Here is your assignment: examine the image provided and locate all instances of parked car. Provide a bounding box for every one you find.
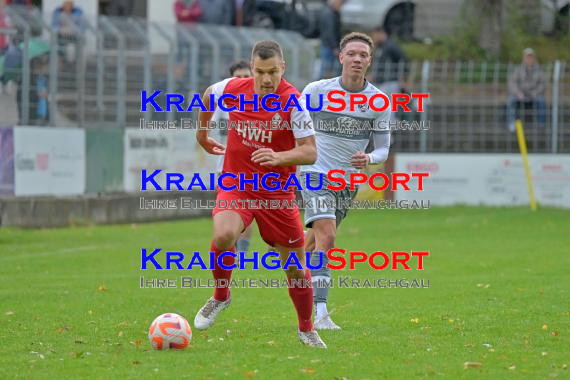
[341,0,415,39]
[340,0,569,41]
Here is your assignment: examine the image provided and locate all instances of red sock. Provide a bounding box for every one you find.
[287,268,314,332]
[211,241,235,301]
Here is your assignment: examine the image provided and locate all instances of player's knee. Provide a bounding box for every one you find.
[212,228,240,251]
[283,266,304,280]
[314,223,336,250]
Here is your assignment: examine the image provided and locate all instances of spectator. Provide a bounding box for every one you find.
[174,0,203,24]
[319,0,343,79]
[51,0,84,64]
[232,0,256,27]
[0,0,10,55]
[0,36,22,94]
[507,48,546,131]
[369,26,408,120]
[33,56,49,125]
[200,0,233,25]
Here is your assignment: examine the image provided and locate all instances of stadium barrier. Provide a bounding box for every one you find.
[0,5,568,154]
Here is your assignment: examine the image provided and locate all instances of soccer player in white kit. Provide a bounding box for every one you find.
[300,32,392,330]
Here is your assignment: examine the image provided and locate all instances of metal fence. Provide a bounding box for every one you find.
[0,6,569,154]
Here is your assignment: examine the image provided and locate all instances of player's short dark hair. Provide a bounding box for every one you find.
[339,32,374,53]
[251,40,283,60]
[229,60,250,76]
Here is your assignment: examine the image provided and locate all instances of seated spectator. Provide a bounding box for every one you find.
[507,48,546,131]
[51,0,84,64]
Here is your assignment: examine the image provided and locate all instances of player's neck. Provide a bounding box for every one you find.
[339,74,366,93]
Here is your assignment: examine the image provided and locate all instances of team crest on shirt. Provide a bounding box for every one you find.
[336,116,361,129]
[271,113,282,124]
[358,103,369,112]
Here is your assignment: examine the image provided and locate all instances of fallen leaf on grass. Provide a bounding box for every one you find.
[118,331,124,337]
[410,318,420,324]
[97,285,108,292]
[301,368,315,374]
[464,362,483,369]
[5,311,15,316]
[551,331,560,337]
[508,364,516,370]
[243,370,257,378]
[130,340,143,348]
[542,324,548,330]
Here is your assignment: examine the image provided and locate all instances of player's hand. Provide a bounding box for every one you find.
[351,151,369,169]
[251,148,282,166]
[198,137,226,155]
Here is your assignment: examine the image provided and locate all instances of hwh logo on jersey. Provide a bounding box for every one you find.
[236,124,273,143]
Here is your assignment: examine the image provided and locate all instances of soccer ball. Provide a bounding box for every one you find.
[148,313,192,350]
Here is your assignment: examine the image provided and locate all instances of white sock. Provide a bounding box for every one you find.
[315,302,328,319]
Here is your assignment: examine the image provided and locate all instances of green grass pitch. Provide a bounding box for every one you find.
[1,207,569,379]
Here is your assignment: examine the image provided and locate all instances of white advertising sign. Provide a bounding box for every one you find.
[395,154,570,208]
[14,127,85,196]
[124,128,218,192]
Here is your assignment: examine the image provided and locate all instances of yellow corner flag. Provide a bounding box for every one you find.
[515,120,537,211]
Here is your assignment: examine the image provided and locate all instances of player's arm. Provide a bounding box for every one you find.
[351,103,391,169]
[351,132,391,169]
[251,93,317,166]
[252,135,317,167]
[196,78,232,155]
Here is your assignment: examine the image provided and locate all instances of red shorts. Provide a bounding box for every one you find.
[212,189,305,248]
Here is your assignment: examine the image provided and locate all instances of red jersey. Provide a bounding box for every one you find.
[211,77,314,197]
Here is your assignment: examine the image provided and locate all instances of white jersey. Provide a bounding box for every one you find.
[300,77,391,176]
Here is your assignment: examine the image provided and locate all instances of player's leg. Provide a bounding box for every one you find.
[256,203,326,348]
[301,172,341,330]
[195,200,253,330]
[310,218,340,330]
[273,243,326,349]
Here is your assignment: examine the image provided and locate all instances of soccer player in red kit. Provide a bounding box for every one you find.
[194,40,327,348]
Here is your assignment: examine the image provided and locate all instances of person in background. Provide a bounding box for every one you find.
[232,0,255,27]
[174,0,203,24]
[369,26,408,121]
[319,0,343,79]
[0,0,10,55]
[200,0,233,25]
[507,48,546,131]
[51,0,84,64]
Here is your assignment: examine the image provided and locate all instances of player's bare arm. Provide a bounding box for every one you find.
[251,135,316,166]
[196,85,226,155]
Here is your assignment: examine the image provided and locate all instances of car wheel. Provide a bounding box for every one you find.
[384,4,415,40]
[252,11,275,29]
